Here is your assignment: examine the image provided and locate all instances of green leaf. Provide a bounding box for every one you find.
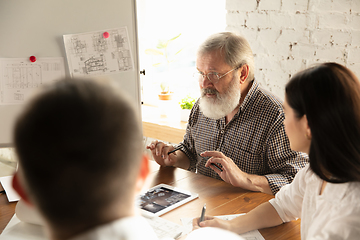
[174,48,183,55]
[168,33,182,42]
[179,95,196,109]
[145,49,163,56]
[160,82,170,92]
[156,40,168,49]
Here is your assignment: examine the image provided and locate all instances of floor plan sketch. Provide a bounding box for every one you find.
[64,27,134,77]
[92,33,108,52]
[70,37,87,56]
[0,58,65,105]
[5,64,42,89]
[83,54,107,74]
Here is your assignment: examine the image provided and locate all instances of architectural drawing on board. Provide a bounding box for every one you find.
[70,37,87,56]
[5,63,42,89]
[110,31,132,71]
[0,58,65,105]
[83,55,107,74]
[92,33,108,53]
[14,92,24,101]
[63,27,134,77]
[112,50,132,71]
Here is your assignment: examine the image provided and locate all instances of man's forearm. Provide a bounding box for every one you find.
[245,174,273,195]
[173,150,191,170]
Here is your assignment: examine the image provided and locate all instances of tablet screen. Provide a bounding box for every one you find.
[138,184,198,217]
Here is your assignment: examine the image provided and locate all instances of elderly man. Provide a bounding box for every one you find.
[147,32,307,195]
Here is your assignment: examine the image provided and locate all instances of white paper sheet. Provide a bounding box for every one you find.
[0,176,20,202]
[63,27,134,77]
[0,58,65,105]
[181,214,265,240]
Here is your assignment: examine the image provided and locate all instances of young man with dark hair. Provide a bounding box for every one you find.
[12,78,157,240]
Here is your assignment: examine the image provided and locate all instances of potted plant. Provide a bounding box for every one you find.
[145,34,183,100]
[179,95,196,122]
[158,81,172,100]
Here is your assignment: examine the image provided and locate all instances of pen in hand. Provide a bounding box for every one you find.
[210,163,223,172]
[198,153,223,172]
[167,145,182,155]
[200,203,206,223]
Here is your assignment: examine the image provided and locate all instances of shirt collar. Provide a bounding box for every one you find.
[240,78,258,112]
[322,181,350,203]
[230,78,258,120]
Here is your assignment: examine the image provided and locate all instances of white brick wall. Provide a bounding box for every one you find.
[226,0,360,100]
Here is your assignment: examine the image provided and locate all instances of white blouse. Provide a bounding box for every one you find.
[269,164,360,239]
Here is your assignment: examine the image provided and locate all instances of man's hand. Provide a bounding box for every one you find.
[201,151,272,194]
[146,140,178,166]
[202,151,254,189]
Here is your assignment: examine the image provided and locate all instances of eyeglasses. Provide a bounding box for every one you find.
[194,67,239,84]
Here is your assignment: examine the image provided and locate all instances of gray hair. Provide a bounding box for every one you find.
[197,32,255,81]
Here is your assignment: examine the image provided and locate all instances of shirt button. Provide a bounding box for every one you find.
[216,148,220,151]
[220,130,224,134]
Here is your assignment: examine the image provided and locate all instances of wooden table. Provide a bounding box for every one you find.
[145,161,300,239]
[0,185,16,234]
[0,161,300,239]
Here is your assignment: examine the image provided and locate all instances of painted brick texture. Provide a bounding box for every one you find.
[226,0,360,99]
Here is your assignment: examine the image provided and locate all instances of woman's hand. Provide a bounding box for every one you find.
[192,216,232,231]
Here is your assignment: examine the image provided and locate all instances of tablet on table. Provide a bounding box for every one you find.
[137,184,198,218]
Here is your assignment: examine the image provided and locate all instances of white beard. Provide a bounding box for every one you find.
[199,76,241,120]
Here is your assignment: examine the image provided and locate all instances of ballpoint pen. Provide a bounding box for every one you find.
[167,145,182,155]
[210,163,223,172]
[200,203,206,222]
[197,153,223,172]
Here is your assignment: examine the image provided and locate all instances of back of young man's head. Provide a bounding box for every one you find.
[14,78,143,231]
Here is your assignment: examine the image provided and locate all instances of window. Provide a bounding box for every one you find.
[136,0,226,109]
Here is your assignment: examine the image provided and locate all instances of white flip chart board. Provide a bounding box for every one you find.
[0,0,141,147]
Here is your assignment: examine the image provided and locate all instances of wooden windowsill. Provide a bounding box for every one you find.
[142,104,187,144]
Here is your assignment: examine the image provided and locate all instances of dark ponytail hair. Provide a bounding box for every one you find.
[285,62,360,183]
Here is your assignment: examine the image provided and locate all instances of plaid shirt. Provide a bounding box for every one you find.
[180,79,308,194]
